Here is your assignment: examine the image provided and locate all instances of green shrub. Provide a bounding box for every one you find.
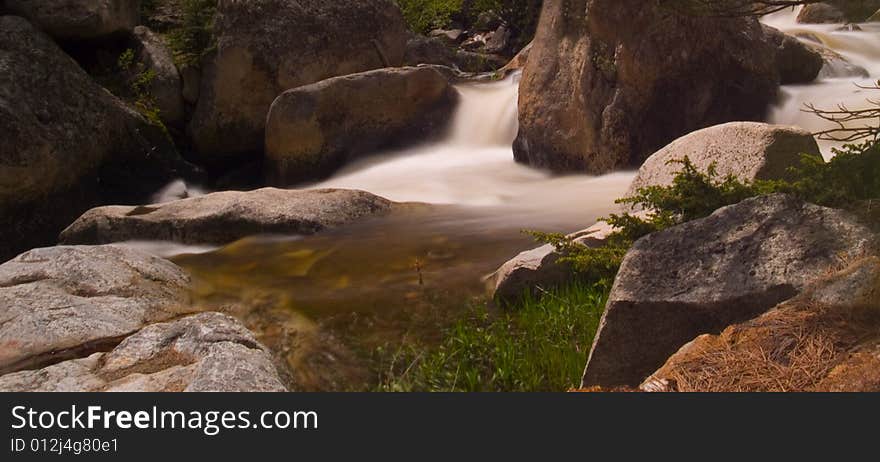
[375,282,608,392]
[167,0,217,66]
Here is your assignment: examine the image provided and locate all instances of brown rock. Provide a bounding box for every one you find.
[5,0,139,40]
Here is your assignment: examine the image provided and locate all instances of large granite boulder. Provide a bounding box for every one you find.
[0,245,192,375]
[0,313,288,392]
[5,0,139,40]
[763,25,824,85]
[626,122,821,197]
[0,16,191,261]
[265,67,457,183]
[798,1,880,23]
[403,35,508,73]
[642,257,880,392]
[514,0,779,173]
[60,188,399,245]
[132,25,185,126]
[582,194,876,387]
[189,0,409,162]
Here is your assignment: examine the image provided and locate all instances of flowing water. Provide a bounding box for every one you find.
[156,9,880,389]
[764,7,880,158]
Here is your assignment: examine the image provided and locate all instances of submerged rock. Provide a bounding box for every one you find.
[60,188,399,245]
[265,67,457,183]
[582,194,875,388]
[0,16,191,261]
[0,245,192,376]
[0,313,288,392]
[514,0,779,174]
[626,122,821,197]
[189,0,409,162]
[5,0,139,40]
[642,257,880,392]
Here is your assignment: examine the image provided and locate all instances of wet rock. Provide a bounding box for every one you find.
[60,188,399,245]
[582,194,876,388]
[0,16,191,262]
[763,25,824,84]
[404,35,507,73]
[0,245,192,375]
[189,0,409,162]
[265,67,456,183]
[5,0,139,40]
[0,313,288,392]
[132,26,185,126]
[642,257,880,392]
[626,122,821,197]
[798,1,880,24]
[515,0,778,173]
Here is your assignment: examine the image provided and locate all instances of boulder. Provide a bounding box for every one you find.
[763,26,824,84]
[514,0,779,173]
[428,29,465,47]
[488,216,644,304]
[798,1,880,23]
[0,16,192,262]
[626,122,821,198]
[582,194,876,387]
[0,245,192,375]
[404,35,508,73]
[0,313,288,392]
[132,26,185,126]
[60,188,399,245]
[642,257,880,392]
[265,67,457,183]
[189,0,409,162]
[5,0,139,40]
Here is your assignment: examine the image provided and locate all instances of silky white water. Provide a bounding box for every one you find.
[764,7,880,158]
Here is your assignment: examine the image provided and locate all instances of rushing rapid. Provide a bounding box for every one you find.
[764,7,880,158]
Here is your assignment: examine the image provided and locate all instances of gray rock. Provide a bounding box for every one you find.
[626,122,821,198]
[60,188,399,245]
[428,29,465,46]
[180,64,201,105]
[133,26,185,126]
[189,0,410,162]
[582,194,876,387]
[0,313,288,392]
[265,67,457,183]
[515,0,778,174]
[798,1,880,24]
[0,245,192,375]
[5,0,139,40]
[404,35,508,73]
[0,16,191,261]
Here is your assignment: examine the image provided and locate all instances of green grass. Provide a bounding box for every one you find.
[374,282,609,392]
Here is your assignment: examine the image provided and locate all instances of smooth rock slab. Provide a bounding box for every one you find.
[582,194,876,387]
[626,122,821,197]
[0,245,191,375]
[60,188,398,245]
[0,313,287,392]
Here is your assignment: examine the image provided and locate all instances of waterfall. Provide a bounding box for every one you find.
[763,8,880,158]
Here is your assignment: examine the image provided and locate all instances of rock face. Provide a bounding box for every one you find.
[132,26,185,126]
[189,0,409,162]
[514,0,779,173]
[626,122,821,197]
[60,188,398,245]
[5,0,140,40]
[265,67,456,183]
[0,313,288,392]
[0,16,191,262]
[642,257,880,392]
[798,1,880,23]
[582,194,876,388]
[0,245,191,375]
[763,26,824,84]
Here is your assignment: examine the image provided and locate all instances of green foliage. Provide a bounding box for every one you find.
[117,49,165,130]
[117,48,136,72]
[167,0,217,66]
[396,0,464,33]
[375,282,608,392]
